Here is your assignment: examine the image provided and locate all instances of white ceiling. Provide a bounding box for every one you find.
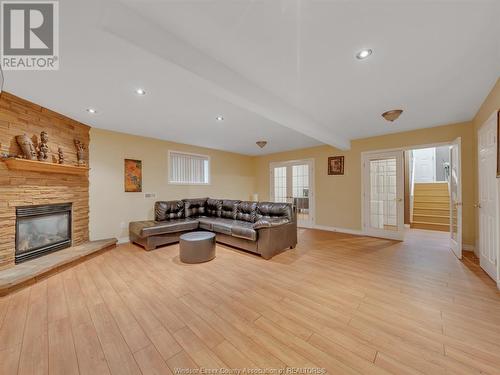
[3,0,500,155]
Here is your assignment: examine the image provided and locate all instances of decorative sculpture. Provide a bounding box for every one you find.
[74,139,86,166]
[58,147,64,164]
[15,134,37,160]
[37,131,49,161]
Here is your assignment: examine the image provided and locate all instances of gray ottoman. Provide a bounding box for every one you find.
[179,231,216,263]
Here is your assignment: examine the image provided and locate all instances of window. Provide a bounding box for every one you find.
[168,151,210,184]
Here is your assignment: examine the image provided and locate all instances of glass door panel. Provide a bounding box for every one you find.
[271,160,314,227]
[363,151,404,240]
[273,166,287,203]
[292,164,310,224]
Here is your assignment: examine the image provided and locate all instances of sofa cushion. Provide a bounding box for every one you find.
[155,200,184,221]
[206,199,222,217]
[130,219,199,237]
[236,201,257,223]
[184,198,208,218]
[256,202,293,222]
[253,217,289,229]
[211,218,235,235]
[221,200,240,219]
[231,221,257,241]
[197,216,221,231]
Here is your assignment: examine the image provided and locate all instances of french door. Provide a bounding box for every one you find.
[363,150,405,240]
[478,114,498,280]
[270,160,314,227]
[449,137,462,259]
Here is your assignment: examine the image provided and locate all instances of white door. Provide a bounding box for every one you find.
[449,138,462,259]
[412,147,436,183]
[270,160,314,228]
[478,112,498,280]
[363,151,405,240]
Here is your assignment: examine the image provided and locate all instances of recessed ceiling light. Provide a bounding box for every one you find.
[356,48,373,60]
[135,88,146,95]
[86,108,97,114]
[216,115,224,121]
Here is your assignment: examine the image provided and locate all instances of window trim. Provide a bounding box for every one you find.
[167,150,211,185]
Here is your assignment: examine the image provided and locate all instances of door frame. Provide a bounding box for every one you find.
[477,111,499,283]
[361,149,405,240]
[449,137,463,260]
[269,158,315,228]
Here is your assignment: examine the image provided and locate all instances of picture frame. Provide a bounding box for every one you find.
[124,159,142,192]
[328,156,344,175]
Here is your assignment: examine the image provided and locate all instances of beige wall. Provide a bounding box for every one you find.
[254,121,476,246]
[89,78,499,247]
[89,128,256,241]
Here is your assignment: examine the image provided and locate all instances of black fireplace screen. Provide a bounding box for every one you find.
[15,203,72,263]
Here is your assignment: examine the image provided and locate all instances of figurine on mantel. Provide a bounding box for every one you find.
[15,134,37,160]
[37,131,49,161]
[58,147,64,164]
[74,139,86,166]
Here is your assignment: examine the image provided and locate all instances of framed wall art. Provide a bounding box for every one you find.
[124,159,142,192]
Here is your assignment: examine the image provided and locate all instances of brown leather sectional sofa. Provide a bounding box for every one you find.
[129,198,297,259]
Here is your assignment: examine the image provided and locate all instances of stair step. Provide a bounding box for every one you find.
[414,183,449,190]
[413,214,450,224]
[413,208,450,216]
[413,196,450,203]
[414,202,450,209]
[411,221,449,232]
[414,190,449,197]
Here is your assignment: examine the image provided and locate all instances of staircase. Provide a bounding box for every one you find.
[411,182,450,231]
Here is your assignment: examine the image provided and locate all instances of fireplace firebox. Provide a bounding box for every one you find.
[15,203,72,263]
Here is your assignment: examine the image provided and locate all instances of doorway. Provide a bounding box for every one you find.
[270,159,314,228]
[362,139,462,259]
[477,111,499,282]
[408,145,451,232]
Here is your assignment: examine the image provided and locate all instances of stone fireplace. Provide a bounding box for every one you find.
[0,92,90,269]
[15,203,72,263]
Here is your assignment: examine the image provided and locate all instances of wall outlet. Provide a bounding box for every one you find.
[120,222,127,229]
[144,192,156,199]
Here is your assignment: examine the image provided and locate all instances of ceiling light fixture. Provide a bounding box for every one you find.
[216,115,224,121]
[382,109,403,122]
[356,48,373,60]
[135,88,146,95]
[86,108,97,114]
[256,140,267,149]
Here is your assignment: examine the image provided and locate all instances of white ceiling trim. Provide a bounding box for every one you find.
[100,1,350,150]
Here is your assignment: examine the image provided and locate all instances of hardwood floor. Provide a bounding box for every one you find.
[1,228,500,374]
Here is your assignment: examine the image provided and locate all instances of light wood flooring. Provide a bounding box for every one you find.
[1,228,500,374]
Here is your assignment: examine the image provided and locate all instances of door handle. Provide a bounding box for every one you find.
[394,198,403,202]
[474,203,482,208]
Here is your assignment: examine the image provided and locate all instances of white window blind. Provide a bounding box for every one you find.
[169,151,210,184]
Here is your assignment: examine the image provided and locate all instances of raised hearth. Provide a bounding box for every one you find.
[16,203,72,264]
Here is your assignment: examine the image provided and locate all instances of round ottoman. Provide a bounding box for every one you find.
[179,231,216,263]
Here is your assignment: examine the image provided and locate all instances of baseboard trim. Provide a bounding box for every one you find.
[462,244,475,252]
[312,224,364,236]
[117,236,130,244]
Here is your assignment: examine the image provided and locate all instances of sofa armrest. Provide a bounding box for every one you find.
[253,218,289,230]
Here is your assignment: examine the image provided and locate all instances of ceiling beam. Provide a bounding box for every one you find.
[100,1,350,150]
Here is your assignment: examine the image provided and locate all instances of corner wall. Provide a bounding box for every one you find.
[89,128,256,242]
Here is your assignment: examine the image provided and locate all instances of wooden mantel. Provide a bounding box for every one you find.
[1,158,89,175]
